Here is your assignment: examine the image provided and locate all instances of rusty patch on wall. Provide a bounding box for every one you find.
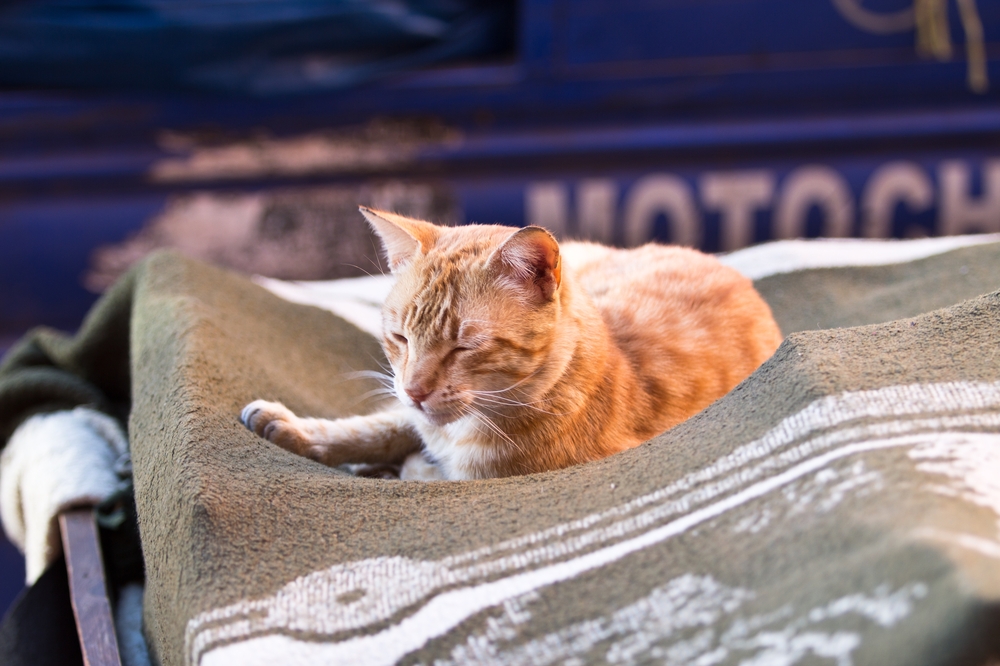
[85,181,459,292]
[150,118,460,182]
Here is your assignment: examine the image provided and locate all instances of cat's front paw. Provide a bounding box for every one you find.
[241,400,309,452]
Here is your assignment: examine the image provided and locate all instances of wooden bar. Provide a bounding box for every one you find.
[59,508,123,666]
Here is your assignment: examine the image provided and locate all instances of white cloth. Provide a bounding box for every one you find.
[253,273,391,338]
[718,233,1000,280]
[0,406,128,583]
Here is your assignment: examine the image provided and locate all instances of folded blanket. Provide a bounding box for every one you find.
[3,241,1000,666]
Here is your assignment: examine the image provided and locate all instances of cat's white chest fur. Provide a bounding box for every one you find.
[412,416,497,481]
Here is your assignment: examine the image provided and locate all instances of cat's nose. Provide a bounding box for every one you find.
[405,386,432,408]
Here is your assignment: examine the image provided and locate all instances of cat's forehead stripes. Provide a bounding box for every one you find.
[432,228,505,260]
[401,257,466,341]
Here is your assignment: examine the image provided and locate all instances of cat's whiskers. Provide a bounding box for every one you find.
[465,365,568,417]
[478,415,535,476]
[354,386,399,402]
[366,232,388,275]
[343,369,395,385]
[339,369,398,409]
[471,409,533,474]
[346,387,399,410]
[361,353,396,378]
[342,261,387,279]
[470,392,566,417]
[466,405,526,457]
[469,365,547,399]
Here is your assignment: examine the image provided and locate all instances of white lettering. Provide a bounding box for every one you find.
[775,165,854,239]
[701,171,775,250]
[623,175,700,247]
[525,182,569,237]
[861,162,934,238]
[576,179,618,243]
[939,160,1000,235]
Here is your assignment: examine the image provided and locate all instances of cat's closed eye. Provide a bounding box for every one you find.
[442,346,471,364]
[391,332,408,345]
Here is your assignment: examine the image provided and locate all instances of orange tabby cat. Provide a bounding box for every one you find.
[242,207,782,480]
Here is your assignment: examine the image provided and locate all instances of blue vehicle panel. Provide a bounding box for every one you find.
[2,0,1000,617]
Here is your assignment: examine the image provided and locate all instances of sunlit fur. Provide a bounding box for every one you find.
[242,208,783,480]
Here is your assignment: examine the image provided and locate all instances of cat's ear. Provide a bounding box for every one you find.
[491,226,562,302]
[360,206,439,272]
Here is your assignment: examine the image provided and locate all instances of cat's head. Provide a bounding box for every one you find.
[361,207,568,427]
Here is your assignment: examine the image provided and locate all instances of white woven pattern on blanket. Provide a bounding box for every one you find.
[187,380,1000,666]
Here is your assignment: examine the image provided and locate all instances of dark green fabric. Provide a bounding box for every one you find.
[0,266,140,661]
[0,268,133,444]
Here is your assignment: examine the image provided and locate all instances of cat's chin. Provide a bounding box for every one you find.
[418,409,463,427]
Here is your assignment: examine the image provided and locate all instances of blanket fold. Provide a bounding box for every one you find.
[4,243,1000,666]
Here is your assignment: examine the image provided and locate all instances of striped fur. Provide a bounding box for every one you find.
[242,208,782,480]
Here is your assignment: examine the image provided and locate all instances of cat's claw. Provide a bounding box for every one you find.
[241,399,307,451]
[241,399,285,435]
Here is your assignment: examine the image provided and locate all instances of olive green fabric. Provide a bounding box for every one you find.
[130,250,1000,665]
[754,242,1000,334]
[4,245,1000,666]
